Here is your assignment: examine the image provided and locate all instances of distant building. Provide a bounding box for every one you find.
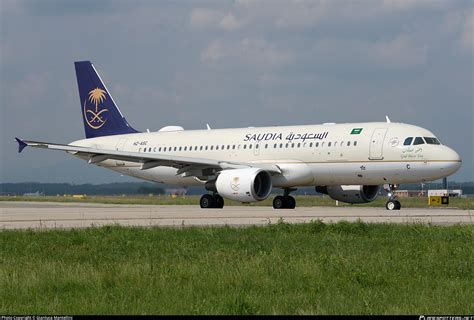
[428,189,462,197]
[165,188,187,196]
[23,191,44,197]
[394,190,426,198]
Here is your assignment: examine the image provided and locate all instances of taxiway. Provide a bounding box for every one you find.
[0,201,472,230]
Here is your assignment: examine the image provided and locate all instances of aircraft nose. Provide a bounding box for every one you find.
[444,147,462,174]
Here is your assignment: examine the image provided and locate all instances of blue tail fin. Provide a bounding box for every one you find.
[75,61,139,138]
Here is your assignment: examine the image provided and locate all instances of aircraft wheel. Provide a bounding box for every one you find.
[214,194,224,209]
[200,194,215,209]
[394,200,401,210]
[386,200,399,211]
[273,196,286,209]
[285,196,296,209]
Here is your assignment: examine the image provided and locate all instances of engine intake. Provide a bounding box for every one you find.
[316,185,380,204]
[206,168,272,202]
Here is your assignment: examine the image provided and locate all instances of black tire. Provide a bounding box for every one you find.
[200,194,215,209]
[394,200,401,210]
[385,200,397,210]
[285,196,296,209]
[214,194,224,208]
[273,196,286,209]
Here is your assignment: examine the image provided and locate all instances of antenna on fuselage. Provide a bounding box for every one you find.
[206,124,211,130]
[385,116,391,123]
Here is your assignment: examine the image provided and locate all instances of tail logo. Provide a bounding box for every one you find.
[84,88,109,129]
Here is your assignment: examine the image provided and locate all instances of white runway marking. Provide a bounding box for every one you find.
[0,201,472,230]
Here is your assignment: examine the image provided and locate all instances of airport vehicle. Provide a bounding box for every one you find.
[15,61,462,210]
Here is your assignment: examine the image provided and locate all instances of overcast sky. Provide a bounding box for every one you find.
[1,0,473,184]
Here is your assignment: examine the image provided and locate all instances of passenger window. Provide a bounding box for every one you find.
[232,145,236,149]
[354,141,357,146]
[255,144,259,149]
[210,146,213,150]
[159,147,162,152]
[205,146,208,150]
[316,142,319,147]
[173,147,176,151]
[265,144,268,149]
[274,143,277,148]
[200,146,203,150]
[297,143,301,148]
[184,147,187,151]
[249,145,252,149]
[328,142,332,147]
[413,137,425,145]
[279,143,283,148]
[216,146,219,150]
[309,142,313,147]
[347,141,350,146]
[227,145,230,150]
[163,147,166,152]
[179,147,182,151]
[244,145,247,149]
[403,137,413,146]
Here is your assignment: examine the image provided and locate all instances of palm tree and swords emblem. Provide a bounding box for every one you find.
[84,88,109,129]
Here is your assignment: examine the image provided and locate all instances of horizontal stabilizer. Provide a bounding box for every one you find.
[15,137,28,153]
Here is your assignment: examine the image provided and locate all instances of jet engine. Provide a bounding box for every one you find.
[206,168,272,202]
[315,185,380,204]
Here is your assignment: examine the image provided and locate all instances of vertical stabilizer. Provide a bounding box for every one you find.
[75,61,139,138]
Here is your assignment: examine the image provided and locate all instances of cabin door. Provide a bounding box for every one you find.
[115,138,128,166]
[369,128,387,160]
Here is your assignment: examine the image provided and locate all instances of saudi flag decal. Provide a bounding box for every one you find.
[351,128,363,134]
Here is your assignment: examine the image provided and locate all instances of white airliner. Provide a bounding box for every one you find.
[16,61,462,210]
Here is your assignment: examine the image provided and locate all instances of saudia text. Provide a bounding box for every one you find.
[244,131,329,143]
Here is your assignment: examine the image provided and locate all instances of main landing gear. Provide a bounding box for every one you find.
[200,194,224,209]
[385,184,401,210]
[273,188,297,209]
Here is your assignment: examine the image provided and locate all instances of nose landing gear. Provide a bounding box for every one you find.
[385,184,401,210]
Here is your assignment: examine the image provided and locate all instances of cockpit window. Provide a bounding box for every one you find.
[413,137,425,145]
[403,137,413,145]
[424,137,441,145]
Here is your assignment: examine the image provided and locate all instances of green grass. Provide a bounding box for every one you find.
[1,222,473,314]
[1,195,473,209]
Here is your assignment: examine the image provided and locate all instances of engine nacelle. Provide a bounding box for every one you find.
[315,185,380,204]
[206,168,272,202]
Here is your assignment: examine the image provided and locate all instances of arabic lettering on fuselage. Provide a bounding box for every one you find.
[244,131,329,142]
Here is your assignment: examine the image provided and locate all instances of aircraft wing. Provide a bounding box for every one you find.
[15,138,282,176]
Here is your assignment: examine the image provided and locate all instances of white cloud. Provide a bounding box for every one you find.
[372,35,428,67]
[382,0,449,11]
[307,35,427,69]
[461,12,473,52]
[201,38,291,68]
[219,12,241,31]
[190,8,223,28]
[5,73,51,109]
